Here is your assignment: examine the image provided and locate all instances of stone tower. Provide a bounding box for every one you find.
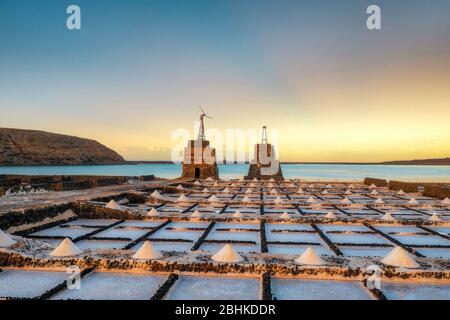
[245,126,283,181]
[181,110,219,180]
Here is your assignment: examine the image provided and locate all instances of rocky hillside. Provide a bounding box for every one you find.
[0,128,125,165]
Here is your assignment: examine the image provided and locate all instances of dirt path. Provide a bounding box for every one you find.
[0,179,180,214]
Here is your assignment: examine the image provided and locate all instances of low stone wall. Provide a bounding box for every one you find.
[0,174,154,196]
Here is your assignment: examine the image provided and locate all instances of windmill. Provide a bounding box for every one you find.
[197,107,212,141]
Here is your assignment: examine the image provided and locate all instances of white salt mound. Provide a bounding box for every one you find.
[369,183,377,189]
[211,244,243,263]
[208,195,219,202]
[151,190,162,198]
[397,189,406,195]
[50,238,83,257]
[147,208,159,217]
[0,229,17,248]
[306,197,316,203]
[341,197,352,204]
[295,247,325,266]
[202,188,210,193]
[322,190,329,195]
[106,199,123,211]
[370,190,379,195]
[430,214,442,222]
[191,210,202,218]
[381,246,419,268]
[232,211,243,218]
[374,197,385,204]
[274,196,283,204]
[441,197,450,205]
[176,184,184,189]
[245,188,253,194]
[206,177,214,181]
[222,188,231,193]
[280,212,290,219]
[344,189,352,195]
[382,212,395,221]
[242,196,252,203]
[194,180,200,185]
[176,194,189,202]
[408,198,419,205]
[269,178,275,182]
[252,178,258,182]
[325,212,337,219]
[297,188,304,194]
[132,241,162,260]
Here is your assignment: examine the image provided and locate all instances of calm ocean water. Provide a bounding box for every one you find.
[0,164,450,182]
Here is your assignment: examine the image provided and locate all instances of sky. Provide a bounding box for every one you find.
[1,0,449,162]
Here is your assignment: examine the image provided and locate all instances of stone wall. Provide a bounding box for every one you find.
[0,174,154,196]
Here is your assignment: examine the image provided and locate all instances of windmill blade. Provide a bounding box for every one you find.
[199,106,206,115]
[204,114,213,119]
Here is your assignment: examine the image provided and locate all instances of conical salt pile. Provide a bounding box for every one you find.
[191,210,202,218]
[202,188,210,193]
[206,177,214,181]
[242,196,252,203]
[269,178,275,182]
[211,244,243,263]
[147,208,159,217]
[295,247,325,266]
[430,213,442,222]
[106,199,123,211]
[232,211,243,218]
[252,178,258,182]
[369,183,377,189]
[176,184,184,189]
[274,196,283,204]
[382,212,395,221]
[50,238,83,257]
[325,212,337,219]
[208,195,220,202]
[0,229,17,248]
[309,184,315,188]
[280,212,290,219]
[176,194,189,202]
[297,188,304,194]
[230,183,237,187]
[381,246,419,268]
[194,180,201,185]
[306,197,316,204]
[322,190,329,195]
[326,184,333,189]
[341,197,352,204]
[374,197,385,204]
[213,182,219,187]
[441,198,450,205]
[132,241,162,260]
[222,188,231,193]
[270,188,278,194]
[118,198,129,205]
[289,183,296,188]
[245,188,253,194]
[370,190,379,195]
[408,198,419,205]
[344,189,352,195]
[397,189,406,195]
[151,190,163,198]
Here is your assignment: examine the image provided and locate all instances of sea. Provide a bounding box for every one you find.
[1,164,450,182]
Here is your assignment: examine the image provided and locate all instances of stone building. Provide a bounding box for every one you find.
[181,111,219,180]
[245,126,283,181]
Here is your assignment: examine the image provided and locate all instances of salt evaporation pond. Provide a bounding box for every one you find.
[51,272,167,300]
[164,276,260,300]
[271,278,375,300]
[382,282,450,300]
[0,270,68,298]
